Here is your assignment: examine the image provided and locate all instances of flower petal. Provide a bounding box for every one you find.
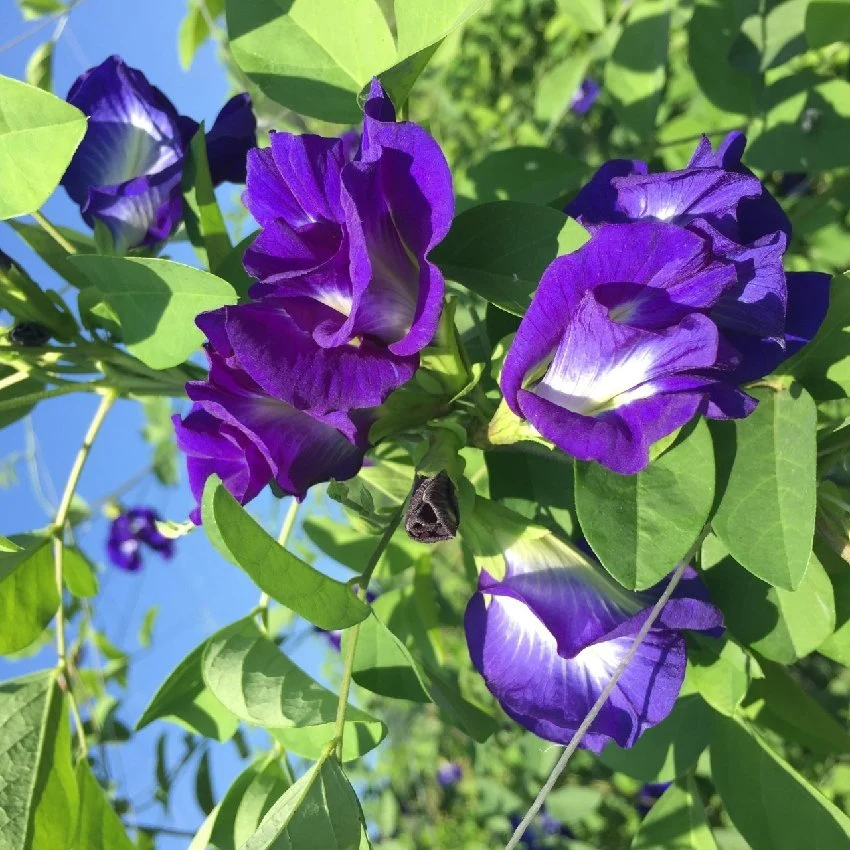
[205,92,257,186]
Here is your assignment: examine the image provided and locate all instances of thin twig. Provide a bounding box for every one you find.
[52,390,117,759]
[333,508,403,759]
[31,211,78,255]
[504,526,710,850]
[257,498,300,633]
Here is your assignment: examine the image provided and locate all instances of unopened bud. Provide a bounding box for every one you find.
[9,322,51,347]
[405,470,459,543]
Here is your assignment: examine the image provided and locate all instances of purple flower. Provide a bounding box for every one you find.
[107,507,173,572]
[502,220,758,473]
[636,782,672,816]
[173,307,372,522]
[436,761,463,787]
[570,78,600,115]
[565,131,829,382]
[242,79,454,359]
[464,502,722,752]
[62,56,256,251]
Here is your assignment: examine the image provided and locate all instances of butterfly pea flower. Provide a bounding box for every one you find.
[501,219,768,473]
[570,77,600,115]
[61,55,256,252]
[636,782,672,816]
[464,501,722,752]
[173,303,373,523]
[566,131,829,382]
[107,507,173,572]
[242,79,454,361]
[436,761,463,787]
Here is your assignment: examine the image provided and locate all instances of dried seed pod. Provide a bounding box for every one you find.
[9,321,51,347]
[405,470,459,543]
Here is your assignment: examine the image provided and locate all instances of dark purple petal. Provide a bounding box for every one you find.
[784,271,830,356]
[570,77,601,115]
[196,300,417,414]
[62,55,184,208]
[106,505,173,571]
[565,158,648,224]
[173,407,272,523]
[205,93,257,186]
[81,160,184,250]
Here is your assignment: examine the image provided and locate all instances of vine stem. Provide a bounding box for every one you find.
[52,390,117,758]
[257,498,301,633]
[504,526,711,850]
[333,507,404,760]
[31,211,78,255]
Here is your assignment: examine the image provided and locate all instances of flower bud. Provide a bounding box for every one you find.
[405,470,459,543]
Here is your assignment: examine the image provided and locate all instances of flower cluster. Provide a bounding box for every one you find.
[62,56,257,252]
[174,80,454,520]
[463,501,722,752]
[107,507,173,572]
[502,132,830,473]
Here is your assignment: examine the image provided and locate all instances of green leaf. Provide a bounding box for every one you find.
[775,273,850,399]
[138,606,159,648]
[242,757,367,850]
[179,0,224,70]
[74,760,135,850]
[136,630,239,742]
[64,547,99,598]
[687,635,753,717]
[0,671,78,850]
[806,0,850,47]
[226,0,396,123]
[741,658,850,756]
[729,0,808,73]
[378,1,484,108]
[69,256,237,369]
[208,757,292,850]
[25,41,53,91]
[464,147,588,206]
[7,221,95,290]
[555,0,605,32]
[631,775,717,850]
[600,692,712,782]
[142,397,179,486]
[534,58,591,126]
[575,420,715,590]
[202,476,370,630]
[182,124,232,272]
[351,612,431,702]
[687,0,762,116]
[0,75,86,220]
[747,74,850,172]
[712,384,816,590]
[17,0,65,18]
[202,619,386,762]
[0,369,42,431]
[302,516,419,576]
[702,537,835,663]
[0,534,59,654]
[432,202,589,317]
[486,449,577,536]
[711,714,850,849]
[215,231,257,299]
[605,0,671,137]
[195,750,216,815]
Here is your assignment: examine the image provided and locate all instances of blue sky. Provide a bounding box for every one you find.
[0,2,344,844]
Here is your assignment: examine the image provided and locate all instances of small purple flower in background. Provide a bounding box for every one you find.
[464,502,722,752]
[242,79,454,359]
[62,55,256,252]
[436,761,463,787]
[107,507,173,572]
[570,77,600,115]
[636,782,671,816]
[508,809,574,848]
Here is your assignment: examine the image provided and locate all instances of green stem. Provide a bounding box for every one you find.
[0,370,29,393]
[504,525,712,850]
[52,390,117,759]
[31,211,77,255]
[333,507,403,760]
[257,498,301,633]
[0,381,106,413]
